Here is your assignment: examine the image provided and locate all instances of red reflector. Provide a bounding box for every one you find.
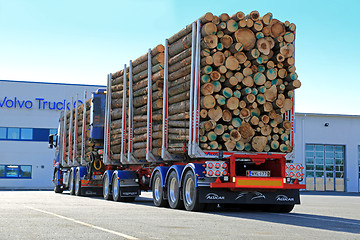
[208,170,214,176]
[215,162,221,169]
[222,170,227,176]
[215,170,221,176]
[98,149,103,155]
[207,162,214,168]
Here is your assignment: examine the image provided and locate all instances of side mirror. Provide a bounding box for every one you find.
[49,134,54,149]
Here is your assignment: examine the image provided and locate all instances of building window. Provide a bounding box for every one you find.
[305,144,345,191]
[0,165,32,179]
[0,127,57,142]
[8,128,20,139]
[0,127,6,138]
[21,128,33,140]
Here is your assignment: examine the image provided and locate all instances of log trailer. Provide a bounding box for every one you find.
[50,11,305,212]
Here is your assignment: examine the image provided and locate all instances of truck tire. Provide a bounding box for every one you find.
[68,170,75,195]
[75,170,82,196]
[182,171,205,211]
[103,173,112,200]
[112,176,121,202]
[167,171,184,209]
[54,170,63,194]
[152,171,168,207]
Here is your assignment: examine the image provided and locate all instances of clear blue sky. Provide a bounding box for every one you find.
[1,0,359,115]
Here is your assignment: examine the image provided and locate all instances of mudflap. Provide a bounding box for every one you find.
[198,188,300,205]
[80,186,103,196]
[120,186,140,198]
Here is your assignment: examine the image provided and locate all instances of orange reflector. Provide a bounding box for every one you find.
[236,179,282,187]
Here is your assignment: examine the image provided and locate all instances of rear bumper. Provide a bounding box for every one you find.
[210,177,306,190]
[199,188,300,204]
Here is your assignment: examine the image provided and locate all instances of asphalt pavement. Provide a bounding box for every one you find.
[0,190,359,239]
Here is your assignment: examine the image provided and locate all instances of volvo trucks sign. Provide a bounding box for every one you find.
[0,96,83,111]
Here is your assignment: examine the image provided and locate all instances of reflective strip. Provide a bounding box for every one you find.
[236,179,283,187]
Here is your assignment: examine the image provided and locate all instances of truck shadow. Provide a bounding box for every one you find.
[207,207,360,235]
[86,193,360,235]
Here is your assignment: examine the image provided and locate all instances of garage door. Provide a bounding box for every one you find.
[305,144,345,191]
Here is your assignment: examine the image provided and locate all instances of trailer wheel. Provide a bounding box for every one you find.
[152,171,168,207]
[167,171,184,209]
[54,170,63,194]
[112,176,121,202]
[103,173,112,200]
[182,171,204,211]
[74,170,82,196]
[68,170,75,195]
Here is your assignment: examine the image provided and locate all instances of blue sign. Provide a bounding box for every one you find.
[0,97,83,111]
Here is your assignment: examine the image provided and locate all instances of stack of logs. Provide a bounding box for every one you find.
[110,45,165,160]
[108,10,301,158]
[198,11,300,153]
[64,99,91,164]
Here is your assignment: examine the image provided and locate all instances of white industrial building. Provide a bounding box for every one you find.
[0,80,104,189]
[0,80,359,192]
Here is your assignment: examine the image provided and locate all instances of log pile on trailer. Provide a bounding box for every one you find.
[110,45,165,161]
[166,11,301,154]
[105,10,301,163]
[64,99,92,164]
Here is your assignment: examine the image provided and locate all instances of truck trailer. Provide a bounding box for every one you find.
[50,11,305,212]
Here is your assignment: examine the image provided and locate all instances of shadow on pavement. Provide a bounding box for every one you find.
[82,192,360,235]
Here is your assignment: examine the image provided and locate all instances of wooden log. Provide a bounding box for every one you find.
[261,12,273,26]
[260,124,272,137]
[224,140,236,151]
[231,11,245,21]
[201,34,218,49]
[201,95,216,109]
[285,79,301,90]
[226,97,239,110]
[169,33,192,57]
[169,56,191,74]
[169,64,191,81]
[253,20,263,32]
[238,122,255,142]
[211,81,221,92]
[270,21,286,38]
[234,29,256,51]
[201,22,217,36]
[240,108,251,120]
[284,32,295,43]
[168,100,190,115]
[251,136,267,152]
[264,85,277,102]
[257,38,271,55]
[222,109,232,122]
[214,124,225,135]
[169,92,189,105]
[222,133,231,142]
[243,76,254,87]
[246,19,254,28]
[208,106,222,121]
[280,44,295,58]
[168,80,190,96]
[234,52,247,64]
[231,118,242,128]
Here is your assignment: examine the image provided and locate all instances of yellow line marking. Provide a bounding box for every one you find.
[25,206,138,240]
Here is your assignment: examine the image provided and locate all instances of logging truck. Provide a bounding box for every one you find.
[50,11,305,212]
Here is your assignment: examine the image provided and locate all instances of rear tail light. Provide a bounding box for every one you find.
[205,161,228,178]
[98,149,103,155]
[215,162,221,169]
